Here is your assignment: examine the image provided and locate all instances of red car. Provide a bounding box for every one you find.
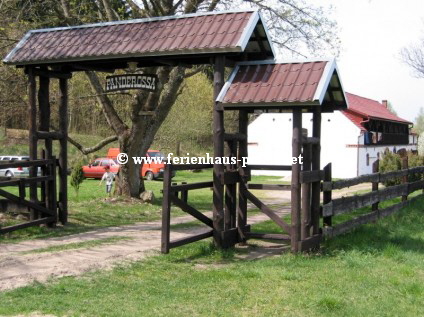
[82,158,119,179]
[107,148,168,180]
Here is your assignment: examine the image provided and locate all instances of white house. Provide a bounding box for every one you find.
[248,92,417,179]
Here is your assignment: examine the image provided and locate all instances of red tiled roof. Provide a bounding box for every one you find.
[4,10,274,65]
[344,93,411,124]
[217,59,347,110]
[342,110,366,131]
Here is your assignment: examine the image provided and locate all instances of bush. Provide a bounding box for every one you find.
[379,150,401,187]
[407,151,424,182]
[70,160,85,199]
[379,150,424,186]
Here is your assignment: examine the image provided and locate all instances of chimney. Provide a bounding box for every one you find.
[382,100,388,108]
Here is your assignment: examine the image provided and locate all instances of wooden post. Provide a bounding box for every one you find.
[311,109,321,235]
[161,163,172,254]
[301,143,312,240]
[181,182,188,203]
[58,77,68,225]
[372,159,379,217]
[38,73,53,222]
[212,55,225,247]
[28,67,38,220]
[225,139,237,231]
[402,156,408,202]
[323,163,332,227]
[291,109,302,252]
[38,73,52,158]
[237,110,249,243]
[50,157,58,222]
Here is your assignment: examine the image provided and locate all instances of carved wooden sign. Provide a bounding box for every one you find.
[105,74,157,92]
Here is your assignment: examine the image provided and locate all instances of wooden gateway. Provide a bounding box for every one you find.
[3,10,350,253]
[1,10,274,234]
[162,59,347,253]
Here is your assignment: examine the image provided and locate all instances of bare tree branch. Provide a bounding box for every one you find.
[85,71,128,135]
[102,0,114,21]
[401,38,424,78]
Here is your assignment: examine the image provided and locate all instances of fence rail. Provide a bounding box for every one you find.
[0,158,58,235]
[321,158,424,239]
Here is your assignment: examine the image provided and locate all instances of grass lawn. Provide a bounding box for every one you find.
[0,196,423,316]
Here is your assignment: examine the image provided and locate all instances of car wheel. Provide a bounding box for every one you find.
[145,171,154,181]
[5,171,13,178]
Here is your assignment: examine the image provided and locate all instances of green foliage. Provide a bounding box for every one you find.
[379,150,401,186]
[379,150,424,186]
[70,160,84,198]
[419,131,424,156]
[414,107,424,134]
[407,151,424,182]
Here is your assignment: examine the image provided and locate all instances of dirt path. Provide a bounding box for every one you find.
[0,183,368,292]
[0,205,289,292]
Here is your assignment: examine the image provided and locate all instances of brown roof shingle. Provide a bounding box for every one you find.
[4,10,274,66]
[217,59,347,110]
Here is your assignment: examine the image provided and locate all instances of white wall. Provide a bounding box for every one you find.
[248,112,419,179]
[247,111,361,179]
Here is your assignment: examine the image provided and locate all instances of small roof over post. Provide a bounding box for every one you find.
[216,59,348,112]
[4,10,275,70]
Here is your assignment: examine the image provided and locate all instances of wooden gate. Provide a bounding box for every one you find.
[0,158,58,234]
[161,163,215,253]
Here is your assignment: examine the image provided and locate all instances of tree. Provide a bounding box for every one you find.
[401,36,424,78]
[414,107,424,135]
[387,101,397,116]
[2,0,339,198]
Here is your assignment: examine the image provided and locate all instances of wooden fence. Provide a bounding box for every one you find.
[0,158,58,234]
[321,159,424,238]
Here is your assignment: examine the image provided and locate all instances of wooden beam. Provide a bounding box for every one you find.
[170,195,213,228]
[36,131,64,140]
[237,110,249,243]
[169,230,213,249]
[322,163,332,227]
[402,157,408,202]
[291,109,302,252]
[27,67,38,220]
[0,217,56,235]
[32,68,72,79]
[247,232,290,240]
[224,133,246,142]
[372,160,379,214]
[212,55,226,247]
[224,138,237,231]
[300,170,324,183]
[301,143,312,240]
[58,77,68,225]
[298,234,321,252]
[311,109,321,235]
[245,189,291,233]
[247,184,291,191]
[161,164,172,254]
[170,181,213,192]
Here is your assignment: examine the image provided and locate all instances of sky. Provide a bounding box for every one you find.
[313,0,424,123]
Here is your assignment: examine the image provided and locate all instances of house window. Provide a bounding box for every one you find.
[366,153,370,166]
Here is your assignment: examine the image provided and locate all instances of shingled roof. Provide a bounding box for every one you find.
[344,93,411,124]
[217,59,347,111]
[4,10,274,67]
